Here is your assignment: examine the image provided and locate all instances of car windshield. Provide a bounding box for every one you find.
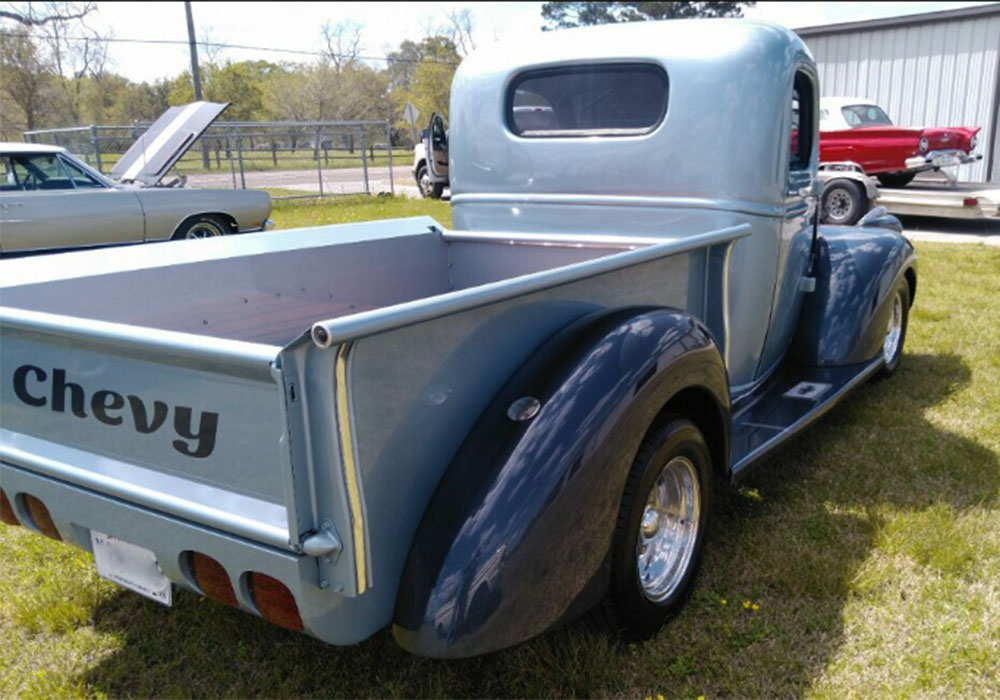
[841,104,893,127]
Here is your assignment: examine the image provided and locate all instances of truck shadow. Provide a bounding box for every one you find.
[80,352,997,698]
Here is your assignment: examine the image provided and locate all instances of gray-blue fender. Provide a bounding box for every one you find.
[793,227,917,367]
[393,307,729,658]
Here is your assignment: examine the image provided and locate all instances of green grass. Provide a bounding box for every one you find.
[2,229,998,698]
[269,194,452,229]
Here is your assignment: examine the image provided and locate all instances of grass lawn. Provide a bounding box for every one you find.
[270,194,453,229]
[1,214,997,697]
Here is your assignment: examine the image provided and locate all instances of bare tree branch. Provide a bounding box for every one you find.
[0,2,95,26]
[445,8,476,57]
[320,19,362,71]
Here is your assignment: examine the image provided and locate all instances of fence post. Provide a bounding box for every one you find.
[385,120,394,195]
[360,127,370,195]
[316,126,324,196]
[89,124,104,173]
[237,132,247,189]
[227,132,237,189]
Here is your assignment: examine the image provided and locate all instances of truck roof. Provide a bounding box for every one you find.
[449,19,816,212]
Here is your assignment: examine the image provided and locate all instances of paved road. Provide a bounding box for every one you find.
[186,165,419,197]
[899,215,1000,246]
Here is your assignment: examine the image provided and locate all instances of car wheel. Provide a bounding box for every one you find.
[416,164,434,198]
[821,180,865,226]
[876,278,911,379]
[596,417,712,640]
[876,172,916,188]
[173,214,231,240]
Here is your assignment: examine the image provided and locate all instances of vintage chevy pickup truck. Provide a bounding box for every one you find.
[0,20,916,658]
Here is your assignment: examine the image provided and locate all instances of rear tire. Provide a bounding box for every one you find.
[596,417,712,640]
[876,172,916,188]
[172,214,231,240]
[821,180,865,226]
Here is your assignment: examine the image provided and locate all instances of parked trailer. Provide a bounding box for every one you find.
[1,20,917,659]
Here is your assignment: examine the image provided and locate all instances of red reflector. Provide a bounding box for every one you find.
[23,494,61,540]
[249,572,303,632]
[190,552,238,608]
[1,489,19,526]
[963,197,978,207]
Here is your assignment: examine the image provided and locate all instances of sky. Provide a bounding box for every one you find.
[72,1,998,84]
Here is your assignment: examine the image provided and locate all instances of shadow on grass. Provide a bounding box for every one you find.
[80,353,997,698]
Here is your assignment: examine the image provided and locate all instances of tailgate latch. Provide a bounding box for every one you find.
[301,520,342,559]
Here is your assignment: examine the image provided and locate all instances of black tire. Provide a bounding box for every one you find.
[876,172,917,188]
[875,278,911,379]
[596,417,712,640]
[416,163,445,199]
[172,214,231,240]
[821,180,866,226]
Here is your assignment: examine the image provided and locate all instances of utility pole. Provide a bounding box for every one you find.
[185,1,210,168]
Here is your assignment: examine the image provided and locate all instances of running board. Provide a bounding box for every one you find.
[729,357,883,480]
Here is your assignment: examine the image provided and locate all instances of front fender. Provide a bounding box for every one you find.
[393,308,729,658]
[793,226,916,366]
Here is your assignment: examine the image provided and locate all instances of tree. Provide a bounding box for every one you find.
[541,1,755,29]
[0,2,95,27]
[0,28,55,134]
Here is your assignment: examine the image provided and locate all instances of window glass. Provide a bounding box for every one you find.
[10,153,74,190]
[789,71,814,170]
[60,156,104,188]
[508,63,668,136]
[841,104,892,127]
[1,157,18,191]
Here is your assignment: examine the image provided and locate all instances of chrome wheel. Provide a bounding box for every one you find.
[883,290,904,363]
[185,221,225,239]
[418,167,433,198]
[636,455,701,603]
[825,188,855,223]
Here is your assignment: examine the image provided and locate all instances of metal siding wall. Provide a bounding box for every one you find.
[804,15,1000,183]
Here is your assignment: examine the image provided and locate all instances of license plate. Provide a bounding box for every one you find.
[90,530,172,606]
[932,154,960,168]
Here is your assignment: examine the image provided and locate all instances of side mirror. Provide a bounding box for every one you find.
[858,205,903,233]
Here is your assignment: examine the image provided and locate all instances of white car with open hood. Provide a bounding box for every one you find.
[0,102,272,256]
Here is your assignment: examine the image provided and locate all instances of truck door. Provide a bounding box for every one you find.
[757,68,819,378]
[427,113,449,181]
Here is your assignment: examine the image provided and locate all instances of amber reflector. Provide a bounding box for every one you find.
[190,552,238,608]
[1,489,19,526]
[23,494,60,540]
[248,572,303,632]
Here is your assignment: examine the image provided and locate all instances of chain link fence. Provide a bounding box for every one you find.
[23,121,415,199]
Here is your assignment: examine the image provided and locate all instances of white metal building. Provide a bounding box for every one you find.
[796,3,1000,183]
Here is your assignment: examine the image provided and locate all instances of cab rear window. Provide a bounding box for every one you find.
[507,63,668,137]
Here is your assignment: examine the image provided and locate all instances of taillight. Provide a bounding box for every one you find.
[248,572,303,631]
[1,489,19,526]
[22,494,61,540]
[963,197,978,207]
[970,134,978,150]
[919,137,929,153]
[189,552,237,607]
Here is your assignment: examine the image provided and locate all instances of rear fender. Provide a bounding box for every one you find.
[793,226,916,366]
[392,308,729,658]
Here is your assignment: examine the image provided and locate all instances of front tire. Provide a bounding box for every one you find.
[876,278,911,379]
[876,172,916,188]
[821,180,866,226]
[597,417,712,640]
[173,214,231,240]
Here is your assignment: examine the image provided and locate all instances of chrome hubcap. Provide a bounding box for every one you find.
[826,189,854,221]
[883,291,903,363]
[636,456,701,602]
[419,170,432,196]
[186,222,223,239]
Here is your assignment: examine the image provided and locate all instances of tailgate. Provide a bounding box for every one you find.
[0,308,294,550]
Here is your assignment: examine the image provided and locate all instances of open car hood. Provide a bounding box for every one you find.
[110,101,228,186]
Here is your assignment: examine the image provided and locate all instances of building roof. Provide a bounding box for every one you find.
[795,2,1000,37]
[0,142,65,154]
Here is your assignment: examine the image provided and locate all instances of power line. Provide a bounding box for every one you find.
[0,30,462,65]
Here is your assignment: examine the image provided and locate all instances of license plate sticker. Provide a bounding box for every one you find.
[90,530,172,606]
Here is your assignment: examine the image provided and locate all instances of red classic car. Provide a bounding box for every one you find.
[819,97,981,187]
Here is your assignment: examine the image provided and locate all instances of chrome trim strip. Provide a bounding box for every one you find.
[0,307,278,381]
[335,342,369,593]
[450,192,783,218]
[0,430,291,549]
[311,224,752,348]
[722,240,735,370]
